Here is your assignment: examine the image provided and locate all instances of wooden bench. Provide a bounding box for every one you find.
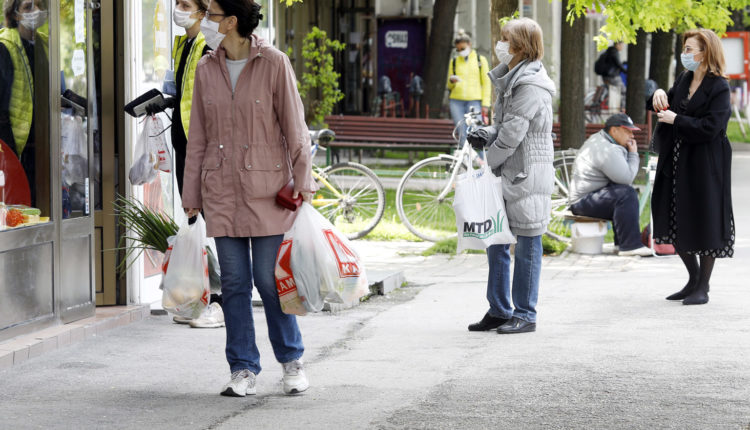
[323,115,457,164]
[322,114,654,165]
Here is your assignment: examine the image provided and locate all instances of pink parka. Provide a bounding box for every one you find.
[181,35,316,237]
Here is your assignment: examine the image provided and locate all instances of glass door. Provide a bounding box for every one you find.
[59,0,95,322]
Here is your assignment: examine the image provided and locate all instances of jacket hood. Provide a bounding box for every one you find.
[489,60,556,97]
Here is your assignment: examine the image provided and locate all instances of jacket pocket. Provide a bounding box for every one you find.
[238,143,288,202]
[200,152,224,205]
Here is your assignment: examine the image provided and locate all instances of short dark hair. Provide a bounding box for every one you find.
[212,0,263,39]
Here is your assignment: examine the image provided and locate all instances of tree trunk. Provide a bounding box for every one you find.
[626,30,647,124]
[649,30,673,90]
[674,32,684,81]
[559,1,585,149]
[423,0,460,118]
[490,0,518,68]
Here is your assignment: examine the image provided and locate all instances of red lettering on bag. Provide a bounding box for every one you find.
[275,239,298,297]
[323,230,361,278]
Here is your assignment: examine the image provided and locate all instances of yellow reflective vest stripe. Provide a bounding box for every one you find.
[446,50,491,107]
[0,27,33,157]
[172,33,206,139]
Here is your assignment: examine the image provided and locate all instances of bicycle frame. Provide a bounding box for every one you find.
[310,168,342,208]
[434,112,485,201]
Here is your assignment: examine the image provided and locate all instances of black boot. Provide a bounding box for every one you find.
[683,284,709,305]
[468,313,509,332]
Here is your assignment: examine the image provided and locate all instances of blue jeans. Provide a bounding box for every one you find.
[214,235,304,374]
[486,235,543,323]
[569,184,641,251]
[449,99,482,144]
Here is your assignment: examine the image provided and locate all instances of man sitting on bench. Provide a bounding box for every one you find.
[568,113,652,257]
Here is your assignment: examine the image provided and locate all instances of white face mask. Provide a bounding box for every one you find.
[18,10,47,31]
[458,47,471,57]
[200,16,226,50]
[495,41,514,65]
[173,9,198,29]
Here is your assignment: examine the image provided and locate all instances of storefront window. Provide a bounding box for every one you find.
[59,0,90,219]
[0,0,52,230]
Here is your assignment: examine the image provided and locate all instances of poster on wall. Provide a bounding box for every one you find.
[377,18,427,108]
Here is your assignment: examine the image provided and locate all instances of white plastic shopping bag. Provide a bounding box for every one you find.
[275,203,369,315]
[129,116,172,185]
[162,215,210,318]
[453,160,516,253]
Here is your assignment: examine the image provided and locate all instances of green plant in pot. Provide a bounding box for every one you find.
[114,196,221,288]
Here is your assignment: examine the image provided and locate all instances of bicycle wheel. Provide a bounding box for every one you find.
[396,156,467,242]
[313,162,385,240]
[546,152,578,243]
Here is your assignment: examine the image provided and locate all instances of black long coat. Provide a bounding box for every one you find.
[649,71,734,252]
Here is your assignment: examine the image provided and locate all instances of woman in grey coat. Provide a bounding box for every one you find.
[467,17,555,334]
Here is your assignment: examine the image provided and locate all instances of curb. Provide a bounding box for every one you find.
[0,305,151,370]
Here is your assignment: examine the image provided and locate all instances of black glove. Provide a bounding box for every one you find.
[467,127,493,150]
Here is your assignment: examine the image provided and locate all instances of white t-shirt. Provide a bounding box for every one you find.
[225,58,248,92]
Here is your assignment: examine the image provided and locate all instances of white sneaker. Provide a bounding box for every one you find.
[189,303,225,328]
[281,359,309,394]
[221,369,256,397]
[172,315,192,324]
[618,246,654,257]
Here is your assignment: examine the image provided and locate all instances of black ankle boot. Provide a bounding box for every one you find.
[666,283,696,301]
[468,313,509,332]
[683,284,709,305]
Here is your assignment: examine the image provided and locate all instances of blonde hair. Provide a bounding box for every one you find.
[682,28,727,78]
[501,17,544,62]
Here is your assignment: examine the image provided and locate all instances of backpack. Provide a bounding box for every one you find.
[594,52,608,76]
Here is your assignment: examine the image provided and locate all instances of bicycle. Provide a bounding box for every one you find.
[546,149,579,242]
[309,129,386,240]
[395,109,484,242]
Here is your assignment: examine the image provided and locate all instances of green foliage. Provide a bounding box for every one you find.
[566,0,748,50]
[542,235,568,255]
[498,10,521,29]
[113,195,178,276]
[294,27,345,128]
[422,237,486,256]
[279,0,305,5]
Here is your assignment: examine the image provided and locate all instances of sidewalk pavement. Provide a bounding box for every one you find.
[1,156,748,429]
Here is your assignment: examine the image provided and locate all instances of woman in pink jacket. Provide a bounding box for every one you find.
[182,0,316,397]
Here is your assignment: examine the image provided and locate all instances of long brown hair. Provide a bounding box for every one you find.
[682,28,727,79]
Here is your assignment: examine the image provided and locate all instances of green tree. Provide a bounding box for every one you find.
[566,0,748,49]
[294,27,345,128]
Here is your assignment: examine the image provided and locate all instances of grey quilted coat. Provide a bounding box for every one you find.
[484,60,556,237]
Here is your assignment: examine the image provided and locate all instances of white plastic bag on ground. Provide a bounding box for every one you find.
[162,215,210,318]
[453,160,516,253]
[275,203,369,315]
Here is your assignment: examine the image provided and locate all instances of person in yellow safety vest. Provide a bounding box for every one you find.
[446,30,491,144]
[167,0,226,330]
[168,0,210,197]
[0,0,48,205]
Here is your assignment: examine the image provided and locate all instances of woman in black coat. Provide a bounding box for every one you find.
[650,28,734,306]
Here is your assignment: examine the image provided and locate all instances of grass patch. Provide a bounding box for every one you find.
[542,235,568,255]
[421,237,485,256]
[360,188,456,242]
[728,120,750,144]
[420,235,568,256]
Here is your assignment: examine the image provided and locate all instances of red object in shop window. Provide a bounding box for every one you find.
[0,139,32,206]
